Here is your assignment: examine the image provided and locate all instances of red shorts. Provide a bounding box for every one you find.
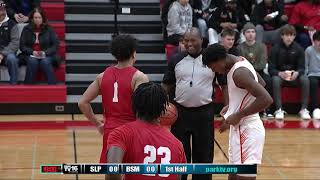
[99,129,111,163]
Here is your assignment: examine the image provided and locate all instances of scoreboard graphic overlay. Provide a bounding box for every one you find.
[40,164,257,175]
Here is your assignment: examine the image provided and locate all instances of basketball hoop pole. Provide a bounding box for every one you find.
[112,0,119,38]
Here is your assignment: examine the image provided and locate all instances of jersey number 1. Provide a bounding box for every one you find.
[112,82,118,102]
[143,145,171,177]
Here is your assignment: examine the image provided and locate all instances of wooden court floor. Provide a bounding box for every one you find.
[0,115,319,180]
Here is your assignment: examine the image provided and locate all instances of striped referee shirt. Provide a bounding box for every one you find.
[163,51,226,108]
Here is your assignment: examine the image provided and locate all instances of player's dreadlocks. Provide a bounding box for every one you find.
[132,82,169,122]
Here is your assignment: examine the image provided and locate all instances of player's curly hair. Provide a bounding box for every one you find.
[202,44,227,66]
[110,34,137,62]
[132,82,169,122]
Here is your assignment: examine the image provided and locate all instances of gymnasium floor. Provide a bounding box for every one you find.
[0,115,319,180]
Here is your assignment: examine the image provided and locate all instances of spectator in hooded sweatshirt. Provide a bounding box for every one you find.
[166,0,193,46]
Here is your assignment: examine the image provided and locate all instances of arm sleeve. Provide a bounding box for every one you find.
[1,24,19,56]
[44,27,60,56]
[268,46,279,76]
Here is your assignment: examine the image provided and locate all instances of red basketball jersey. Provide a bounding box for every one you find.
[107,120,187,180]
[100,66,137,163]
[101,66,137,129]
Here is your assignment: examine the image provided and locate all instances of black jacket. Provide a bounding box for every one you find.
[209,6,247,33]
[0,19,19,56]
[268,41,305,76]
[5,0,39,21]
[20,23,61,67]
[251,0,286,30]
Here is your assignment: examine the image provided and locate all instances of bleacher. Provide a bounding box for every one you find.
[65,0,166,106]
[0,0,66,106]
[0,0,316,115]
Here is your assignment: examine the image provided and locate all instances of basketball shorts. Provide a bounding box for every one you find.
[228,118,265,177]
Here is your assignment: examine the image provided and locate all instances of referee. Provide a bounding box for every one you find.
[162,27,228,180]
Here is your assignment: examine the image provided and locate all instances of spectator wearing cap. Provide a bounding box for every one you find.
[20,7,60,85]
[5,0,39,24]
[238,22,273,117]
[0,1,20,85]
[208,0,248,44]
[252,0,288,44]
[268,24,310,123]
[166,0,193,46]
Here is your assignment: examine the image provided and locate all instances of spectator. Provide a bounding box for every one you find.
[305,31,320,122]
[193,0,222,41]
[20,7,60,85]
[208,0,247,44]
[162,28,227,180]
[238,22,273,117]
[268,25,310,122]
[289,0,320,49]
[166,0,193,46]
[238,0,255,17]
[0,1,20,85]
[252,0,288,44]
[5,0,39,23]
[218,29,239,55]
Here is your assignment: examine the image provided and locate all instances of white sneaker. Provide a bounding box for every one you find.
[312,108,320,120]
[313,119,320,129]
[299,109,311,120]
[274,109,285,120]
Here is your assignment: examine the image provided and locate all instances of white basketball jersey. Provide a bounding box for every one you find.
[223,58,260,126]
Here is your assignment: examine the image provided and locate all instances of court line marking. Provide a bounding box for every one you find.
[30,136,37,180]
[265,154,287,180]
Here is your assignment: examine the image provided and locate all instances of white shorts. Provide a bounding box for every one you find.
[228,118,265,177]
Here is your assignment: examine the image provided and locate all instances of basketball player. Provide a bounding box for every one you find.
[202,44,273,180]
[78,35,149,163]
[106,82,186,180]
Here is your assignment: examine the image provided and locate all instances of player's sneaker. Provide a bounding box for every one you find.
[299,109,311,120]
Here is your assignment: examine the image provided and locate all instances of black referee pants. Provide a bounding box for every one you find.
[171,103,214,180]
